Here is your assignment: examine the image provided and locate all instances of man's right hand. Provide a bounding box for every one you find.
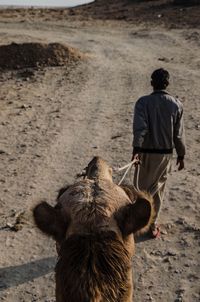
[176,158,184,171]
[131,151,141,164]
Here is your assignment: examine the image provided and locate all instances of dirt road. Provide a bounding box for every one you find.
[0,18,200,301]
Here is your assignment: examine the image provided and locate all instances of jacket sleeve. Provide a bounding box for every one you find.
[173,104,186,158]
[133,98,148,149]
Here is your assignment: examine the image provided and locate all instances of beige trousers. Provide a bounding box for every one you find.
[133,153,172,224]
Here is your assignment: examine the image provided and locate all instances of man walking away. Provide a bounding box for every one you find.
[132,68,186,238]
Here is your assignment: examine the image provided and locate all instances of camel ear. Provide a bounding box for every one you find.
[33,202,69,241]
[116,196,152,236]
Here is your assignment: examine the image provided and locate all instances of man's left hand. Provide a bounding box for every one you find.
[176,158,184,171]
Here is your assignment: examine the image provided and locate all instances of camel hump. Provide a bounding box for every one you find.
[85,156,113,182]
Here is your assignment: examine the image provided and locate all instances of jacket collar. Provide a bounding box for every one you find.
[151,90,170,95]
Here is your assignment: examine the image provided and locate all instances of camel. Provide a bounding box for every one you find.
[33,156,154,302]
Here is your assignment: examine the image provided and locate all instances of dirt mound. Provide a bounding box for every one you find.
[0,42,84,70]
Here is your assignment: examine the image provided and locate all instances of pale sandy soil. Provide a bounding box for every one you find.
[0,4,200,302]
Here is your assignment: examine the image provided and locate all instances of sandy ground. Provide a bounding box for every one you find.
[0,2,200,302]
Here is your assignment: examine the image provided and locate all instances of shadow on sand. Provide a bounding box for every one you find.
[0,257,56,291]
[135,233,153,244]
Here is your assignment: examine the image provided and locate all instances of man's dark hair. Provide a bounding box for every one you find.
[151,68,170,90]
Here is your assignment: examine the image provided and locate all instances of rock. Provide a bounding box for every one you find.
[161,229,168,235]
[163,257,171,263]
[158,57,169,62]
[0,150,6,154]
[35,154,41,158]
[146,293,154,301]
[167,250,177,256]
[174,269,181,274]
[111,134,122,139]
[21,104,29,109]
[166,223,174,229]
[9,158,16,162]
[6,222,14,228]
[30,184,36,189]
[25,192,31,196]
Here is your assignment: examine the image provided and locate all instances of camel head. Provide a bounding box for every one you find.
[33,157,154,302]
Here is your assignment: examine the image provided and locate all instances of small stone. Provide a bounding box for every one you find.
[20,144,27,148]
[25,192,31,196]
[6,222,14,228]
[146,294,154,301]
[158,57,168,62]
[30,185,36,189]
[9,158,16,162]
[161,229,168,235]
[35,154,41,158]
[166,222,175,229]
[163,257,171,263]
[167,250,177,256]
[21,104,28,109]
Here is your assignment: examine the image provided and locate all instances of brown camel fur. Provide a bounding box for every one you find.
[33,156,154,302]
